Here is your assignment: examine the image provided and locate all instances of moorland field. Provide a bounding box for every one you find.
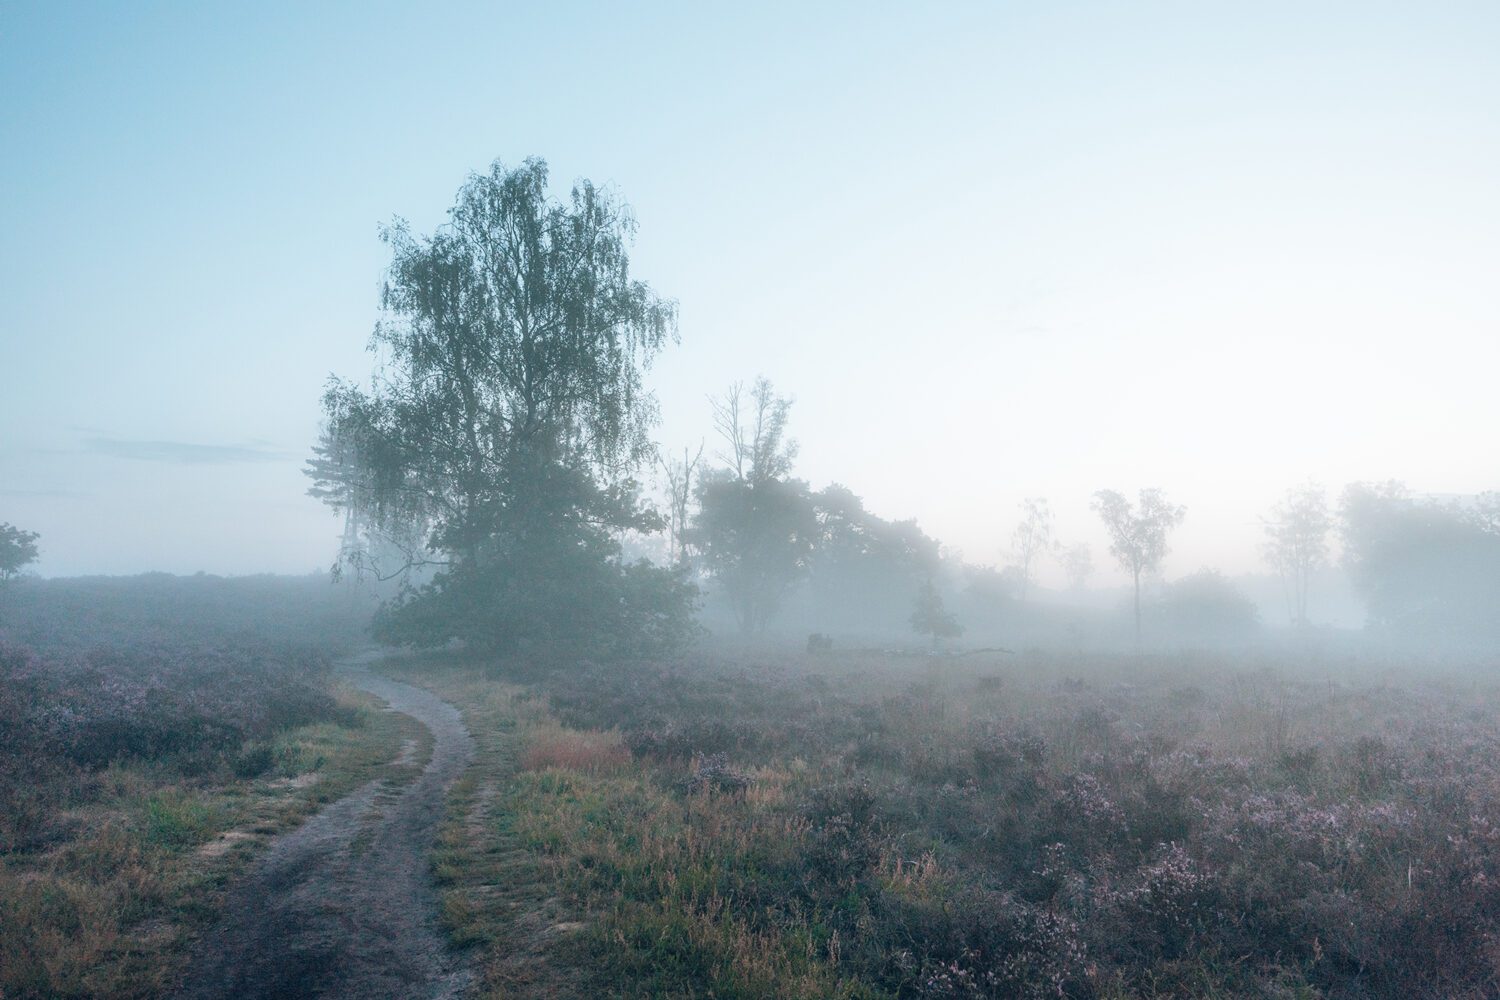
[5,575,1500,999]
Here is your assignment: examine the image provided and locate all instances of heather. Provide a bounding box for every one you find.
[0,575,407,998]
[0,574,370,850]
[408,647,1500,999]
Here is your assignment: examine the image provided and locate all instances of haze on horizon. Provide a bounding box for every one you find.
[3,2,1497,593]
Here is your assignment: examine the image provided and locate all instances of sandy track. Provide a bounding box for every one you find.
[174,652,475,1000]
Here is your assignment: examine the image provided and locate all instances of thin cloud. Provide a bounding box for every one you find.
[0,488,91,498]
[83,437,293,465]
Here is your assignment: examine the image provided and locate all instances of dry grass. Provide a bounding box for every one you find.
[520,722,630,773]
[0,683,422,1000]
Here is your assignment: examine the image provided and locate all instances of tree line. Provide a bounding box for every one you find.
[304,157,1500,657]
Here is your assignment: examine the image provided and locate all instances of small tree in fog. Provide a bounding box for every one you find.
[0,523,39,581]
[692,378,816,632]
[910,578,963,648]
[1010,497,1055,603]
[1262,483,1330,627]
[659,442,704,566]
[1092,489,1186,643]
[1061,543,1094,591]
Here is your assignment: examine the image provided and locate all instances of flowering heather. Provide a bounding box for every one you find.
[455,646,1500,998]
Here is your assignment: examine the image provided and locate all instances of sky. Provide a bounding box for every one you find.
[2,1,1498,584]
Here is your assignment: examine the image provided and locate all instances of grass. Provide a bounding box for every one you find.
[382,655,875,998]
[0,680,428,1000]
[387,645,1500,999]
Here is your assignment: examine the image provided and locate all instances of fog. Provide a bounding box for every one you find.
[10,7,1500,998]
[5,2,1499,600]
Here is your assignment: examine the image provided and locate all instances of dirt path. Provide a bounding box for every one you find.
[174,652,476,1000]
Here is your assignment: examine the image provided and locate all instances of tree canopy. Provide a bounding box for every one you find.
[308,158,694,654]
[1092,488,1186,642]
[691,379,816,633]
[911,578,963,647]
[806,484,941,632]
[1262,483,1331,626]
[1340,482,1500,646]
[0,523,39,581]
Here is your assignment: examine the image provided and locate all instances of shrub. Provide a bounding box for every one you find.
[804,782,880,888]
[679,753,750,796]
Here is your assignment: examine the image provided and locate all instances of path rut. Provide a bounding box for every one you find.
[174,652,475,1000]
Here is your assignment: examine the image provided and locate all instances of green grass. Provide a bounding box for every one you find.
[142,792,222,848]
[380,655,863,1000]
[0,681,426,1000]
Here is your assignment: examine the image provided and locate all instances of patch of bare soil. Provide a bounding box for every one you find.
[173,652,476,999]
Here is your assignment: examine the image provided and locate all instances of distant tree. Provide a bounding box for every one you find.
[307,158,694,655]
[694,475,817,633]
[1061,543,1094,591]
[808,484,940,632]
[1339,482,1500,644]
[910,578,963,648]
[1261,483,1331,627]
[0,523,40,581]
[1155,569,1259,643]
[691,378,816,633]
[306,427,430,584]
[1092,489,1187,643]
[659,442,704,567]
[710,377,797,482]
[1475,491,1500,535]
[963,564,1018,611]
[1010,497,1056,603]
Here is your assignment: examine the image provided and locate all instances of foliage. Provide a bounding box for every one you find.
[1091,489,1187,641]
[1340,481,1500,645]
[1009,498,1055,603]
[0,522,40,581]
[309,158,694,655]
[808,484,942,633]
[1262,483,1331,626]
[911,578,963,646]
[1060,542,1093,591]
[692,378,818,633]
[1152,569,1260,643]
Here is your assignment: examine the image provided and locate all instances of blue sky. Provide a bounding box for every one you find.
[3,2,1498,581]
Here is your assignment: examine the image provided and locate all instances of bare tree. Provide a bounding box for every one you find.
[1092,489,1187,643]
[658,442,704,566]
[1262,483,1331,627]
[1010,497,1056,603]
[710,376,796,483]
